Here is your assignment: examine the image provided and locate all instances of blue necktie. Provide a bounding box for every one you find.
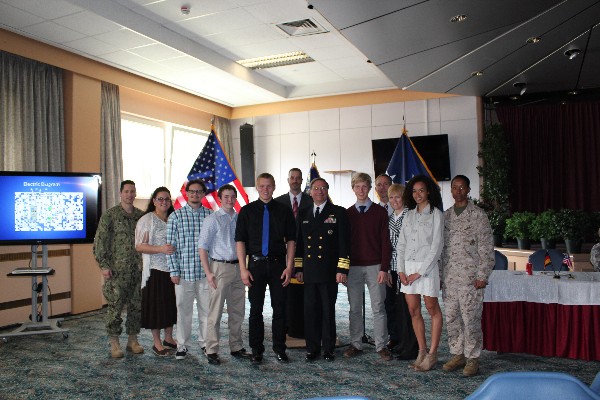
[359,205,366,214]
[262,204,269,256]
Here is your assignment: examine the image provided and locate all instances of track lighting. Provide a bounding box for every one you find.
[564,49,581,60]
[513,82,527,96]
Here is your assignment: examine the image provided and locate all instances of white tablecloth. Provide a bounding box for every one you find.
[483,270,600,305]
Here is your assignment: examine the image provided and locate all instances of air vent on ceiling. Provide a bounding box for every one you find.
[276,18,328,37]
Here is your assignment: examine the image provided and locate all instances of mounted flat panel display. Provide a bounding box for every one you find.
[0,172,102,245]
[372,134,451,181]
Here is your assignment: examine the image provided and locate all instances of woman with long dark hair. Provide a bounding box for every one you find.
[396,175,444,371]
[135,186,177,356]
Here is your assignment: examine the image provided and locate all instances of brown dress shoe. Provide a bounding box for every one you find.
[343,345,363,358]
[377,348,393,361]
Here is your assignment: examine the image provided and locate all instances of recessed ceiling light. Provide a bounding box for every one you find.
[471,71,483,77]
[526,37,541,44]
[509,96,519,100]
[450,14,467,23]
[568,91,579,95]
[564,48,581,60]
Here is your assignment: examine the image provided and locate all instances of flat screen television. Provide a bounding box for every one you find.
[372,134,452,181]
[0,172,102,245]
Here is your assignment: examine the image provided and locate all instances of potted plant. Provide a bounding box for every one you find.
[504,211,536,250]
[557,209,589,253]
[488,208,508,247]
[477,123,510,247]
[530,209,559,249]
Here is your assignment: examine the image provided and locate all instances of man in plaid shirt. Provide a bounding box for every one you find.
[167,179,212,360]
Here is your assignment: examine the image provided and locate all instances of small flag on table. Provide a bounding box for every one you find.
[173,126,249,212]
[562,253,573,270]
[544,252,552,271]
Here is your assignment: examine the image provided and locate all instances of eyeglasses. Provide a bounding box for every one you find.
[187,190,204,195]
[312,186,328,191]
[155,197,171,202]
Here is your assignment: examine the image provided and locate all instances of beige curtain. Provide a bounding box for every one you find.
[213,115,234,167]
[100,82,122,211]
[1,51,64,171]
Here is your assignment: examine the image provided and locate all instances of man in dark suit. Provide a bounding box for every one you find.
[275,167,313,339]
[295,177,350,362]
[274,167,313,221]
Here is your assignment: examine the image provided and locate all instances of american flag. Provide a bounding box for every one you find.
[562,253,573,270]
[173,127,249,212]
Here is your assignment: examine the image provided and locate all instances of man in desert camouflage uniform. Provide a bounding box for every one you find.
[441,175,494,377]
[93,180,145,358]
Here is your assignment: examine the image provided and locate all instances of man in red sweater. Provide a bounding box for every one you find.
[344,172,393,361]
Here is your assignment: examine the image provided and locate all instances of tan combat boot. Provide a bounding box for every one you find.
[463,358,479,377]
[442,354,466,372]
[109,336,124,358]
[126,335,144,354]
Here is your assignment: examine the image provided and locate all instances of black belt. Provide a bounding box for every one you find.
[251,255,281,263]
[213,259,238,264]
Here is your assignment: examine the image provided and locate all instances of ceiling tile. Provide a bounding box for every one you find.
[63,36,119,56]
[94,28,156,49]
[21,21,85,43]
[178,7,261,37]
[128,43,185,61]
[158,55,211,71]
[0,3,44,28]
[1,0,83,20]
[54,11,122,36]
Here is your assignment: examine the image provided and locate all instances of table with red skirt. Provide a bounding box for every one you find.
[482,270,600,361]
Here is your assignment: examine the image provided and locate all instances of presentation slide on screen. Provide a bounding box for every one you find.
[0,175,95,241]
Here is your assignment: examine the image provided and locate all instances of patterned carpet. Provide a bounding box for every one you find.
[1,286,598,400]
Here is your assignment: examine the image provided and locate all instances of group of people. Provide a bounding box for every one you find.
[92,169,494,377]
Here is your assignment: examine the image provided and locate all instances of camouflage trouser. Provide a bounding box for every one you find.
[102,264,142,336]
[442,283,483,359]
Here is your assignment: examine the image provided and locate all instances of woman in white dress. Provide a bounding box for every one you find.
[396,175,444,371]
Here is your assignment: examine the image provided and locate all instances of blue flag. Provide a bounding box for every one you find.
[304,162,322,194]
[386,130,437,185]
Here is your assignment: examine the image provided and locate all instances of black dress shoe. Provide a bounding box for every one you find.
[206,353,220,365]
[386,339,399,352]
[276,352,289,363]
[231,348,251,359]
[251,353,263,365]
[323,352,335,361]
[305,352,319,361]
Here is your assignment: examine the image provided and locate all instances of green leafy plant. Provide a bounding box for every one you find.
[557,209,590,241]
[477,123,510,240]
[530,209,560,241]
[504,211,536,240]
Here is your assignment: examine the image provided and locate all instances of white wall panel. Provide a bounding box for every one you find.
[309,129,341,202]
[427,98,441,122]
[279,132,311,197]
[340,105,371,129]
[339,126,375,207]
[254,135,281,196]
[372,102,404,126]
[253,114,280,136]
[280,111,309,135]
[309,108,339,132]
[405,100,427,124]
[440,96,477,122]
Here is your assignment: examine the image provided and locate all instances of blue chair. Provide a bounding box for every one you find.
[494,250,508,270]
[591,372,600,395]
[528,249,568,272]
[465,372,600,400]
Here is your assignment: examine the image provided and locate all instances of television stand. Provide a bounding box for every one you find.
[2,244,69,342]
